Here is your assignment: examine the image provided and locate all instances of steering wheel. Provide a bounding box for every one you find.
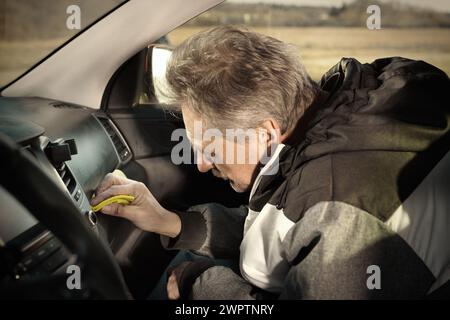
[0,133,131,299]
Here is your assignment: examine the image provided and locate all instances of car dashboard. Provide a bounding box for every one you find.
[0,96,133,285]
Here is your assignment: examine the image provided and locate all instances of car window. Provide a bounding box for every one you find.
[0,0,126,88]
[139,0,450,107]
[165,0,450,82]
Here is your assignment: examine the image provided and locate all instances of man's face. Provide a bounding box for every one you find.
[182,106,273,193]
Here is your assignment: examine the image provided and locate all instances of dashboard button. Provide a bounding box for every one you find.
[74,189,81,201]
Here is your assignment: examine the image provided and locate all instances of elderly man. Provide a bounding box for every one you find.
[91,26,450,299]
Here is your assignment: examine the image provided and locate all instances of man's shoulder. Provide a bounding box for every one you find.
[320,56,448,86]
[252,147,407,224]
[277,56,450,223]
[281,150,409,224]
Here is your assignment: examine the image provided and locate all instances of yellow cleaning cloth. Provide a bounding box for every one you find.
[91,195,135,212]
[91,170,134,212]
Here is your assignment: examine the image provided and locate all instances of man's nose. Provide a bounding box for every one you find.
[196,153,214,173]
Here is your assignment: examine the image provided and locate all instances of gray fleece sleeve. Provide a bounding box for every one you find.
[160,203,248,259]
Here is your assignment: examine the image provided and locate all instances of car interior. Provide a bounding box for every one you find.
[0,1,248,299]
[1,0,449,301]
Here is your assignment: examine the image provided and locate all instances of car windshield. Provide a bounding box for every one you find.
[0,0,126,88]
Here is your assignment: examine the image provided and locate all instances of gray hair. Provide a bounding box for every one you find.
[165,25,319,134]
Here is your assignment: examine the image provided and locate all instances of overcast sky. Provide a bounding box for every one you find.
[228,0,450,13]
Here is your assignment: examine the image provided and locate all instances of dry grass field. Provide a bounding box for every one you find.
[167,27,450,80]
[1,27,449,86]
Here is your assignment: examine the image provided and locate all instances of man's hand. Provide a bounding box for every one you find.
[91,173,181,237]
[166,260,215,300]
[167,272,181,300]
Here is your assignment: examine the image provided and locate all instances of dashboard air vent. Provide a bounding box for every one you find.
[96,116,131,162]
[55,163,76,194]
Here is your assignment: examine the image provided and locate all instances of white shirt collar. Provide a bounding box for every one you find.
[249,143,285,201]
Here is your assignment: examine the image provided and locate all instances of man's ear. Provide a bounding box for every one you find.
[258,119,282,145]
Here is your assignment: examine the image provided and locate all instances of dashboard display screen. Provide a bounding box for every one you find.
[0,185,38,243]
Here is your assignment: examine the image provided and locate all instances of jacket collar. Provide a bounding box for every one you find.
[249,143,286,201]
